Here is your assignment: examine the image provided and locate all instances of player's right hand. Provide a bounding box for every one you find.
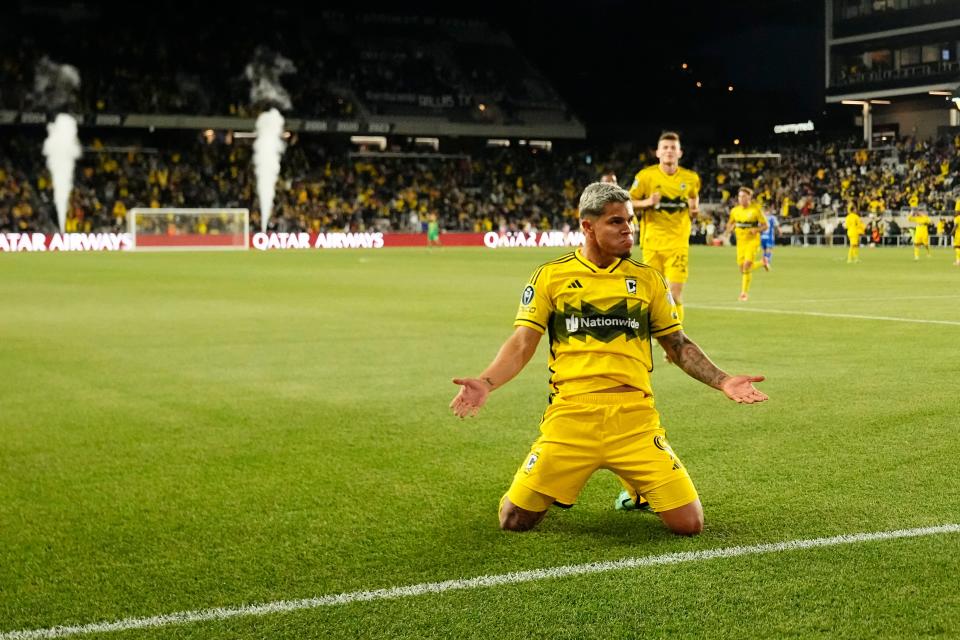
[720,375,768,404]
[450,378,490,418]
[650,192,661,207]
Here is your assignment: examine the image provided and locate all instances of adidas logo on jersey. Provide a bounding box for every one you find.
[567,280,583,289]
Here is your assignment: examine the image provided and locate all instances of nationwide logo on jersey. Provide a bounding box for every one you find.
[551,300,649,343]
[652,195,688,213]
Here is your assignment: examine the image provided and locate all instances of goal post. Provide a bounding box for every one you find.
[127,208,249,251]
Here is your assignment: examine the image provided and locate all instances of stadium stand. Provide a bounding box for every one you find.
[3,129,958,245]
[0,8,573,129]
[1,5,957,246]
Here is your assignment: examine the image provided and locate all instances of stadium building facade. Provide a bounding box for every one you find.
[825,0,960,143]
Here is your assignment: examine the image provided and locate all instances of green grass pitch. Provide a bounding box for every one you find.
[1,245,958,639]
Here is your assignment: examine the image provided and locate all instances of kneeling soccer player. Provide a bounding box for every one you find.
[450,182,769,535]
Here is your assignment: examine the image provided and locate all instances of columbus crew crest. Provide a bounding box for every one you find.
[625,278,637,295]
[524,452,539,473]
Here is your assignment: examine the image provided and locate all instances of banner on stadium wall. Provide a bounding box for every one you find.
[0,231,585,252]
[248,231,585,250]
[0,232,133,252]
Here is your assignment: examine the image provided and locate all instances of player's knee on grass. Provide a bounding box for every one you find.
[658,499,704,536]
[499,497,547,532]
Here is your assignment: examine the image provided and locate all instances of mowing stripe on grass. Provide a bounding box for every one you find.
[690,305,960,326]
[2,523,958,639]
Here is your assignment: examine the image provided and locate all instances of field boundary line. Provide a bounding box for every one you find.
[688,304,960,326]
[2,523,958,639]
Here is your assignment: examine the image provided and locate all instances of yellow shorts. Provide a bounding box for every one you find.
[914,237,929,247]
[505,392,699,513]
[735,239,760,266]
[847,234,860,248]
[642,248,688,283]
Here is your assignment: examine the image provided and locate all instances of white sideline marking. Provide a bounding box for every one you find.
[690,304,960,327]
[2,524,958,639]
[755,294,960,304]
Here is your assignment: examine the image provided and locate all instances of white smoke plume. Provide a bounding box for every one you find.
[42,114,82,233]
[244,46,296,111]
[31,56,81,112]
[254,109,286,232]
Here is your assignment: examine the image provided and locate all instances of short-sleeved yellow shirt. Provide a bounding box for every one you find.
[515,249,681,400]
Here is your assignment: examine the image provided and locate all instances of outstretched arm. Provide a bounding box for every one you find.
[450,326,543,418]
[657,330,768,404]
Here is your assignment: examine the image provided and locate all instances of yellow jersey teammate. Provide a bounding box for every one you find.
[908,211,932,260]
[628,131,701,323]
[724,187,768,301]
[450,182,768,535]
[845,208,866,263]
[953,213,959,266]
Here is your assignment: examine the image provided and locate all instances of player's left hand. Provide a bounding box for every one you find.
[449,378,491,418]
[720,375,768,404]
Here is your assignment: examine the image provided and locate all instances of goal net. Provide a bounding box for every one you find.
[127,208,249,251]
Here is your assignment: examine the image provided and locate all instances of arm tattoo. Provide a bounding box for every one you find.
[658,331,728,389]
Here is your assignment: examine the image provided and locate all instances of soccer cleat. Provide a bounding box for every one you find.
[738,292,749,302]
[615,489,653,512]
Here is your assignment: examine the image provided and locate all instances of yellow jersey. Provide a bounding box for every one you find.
[629,165,701,251]
[515,249,681,400]
[909,214,931,240]
[954,215,960,242]
[728,205,766,243]
[845,212,865,237]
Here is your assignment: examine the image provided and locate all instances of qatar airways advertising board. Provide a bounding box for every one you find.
[0,231,585,252]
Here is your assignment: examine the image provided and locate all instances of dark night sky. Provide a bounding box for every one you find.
[14,0,828,144]
[484,0,825,141]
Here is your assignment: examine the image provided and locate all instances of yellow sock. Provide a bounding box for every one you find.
[955,248,959,262]
[751,261,763,271]
[852,246,859,261]
[914,246,920,259]
[675,303,684,323]
[847,247,855,262]
[741,272,752,294]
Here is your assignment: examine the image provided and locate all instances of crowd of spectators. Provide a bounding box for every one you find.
[3,129,959,240]
[705,135,960,216]
[0,132,634,235]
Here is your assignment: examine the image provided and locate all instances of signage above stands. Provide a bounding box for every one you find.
[774,121,815,134]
